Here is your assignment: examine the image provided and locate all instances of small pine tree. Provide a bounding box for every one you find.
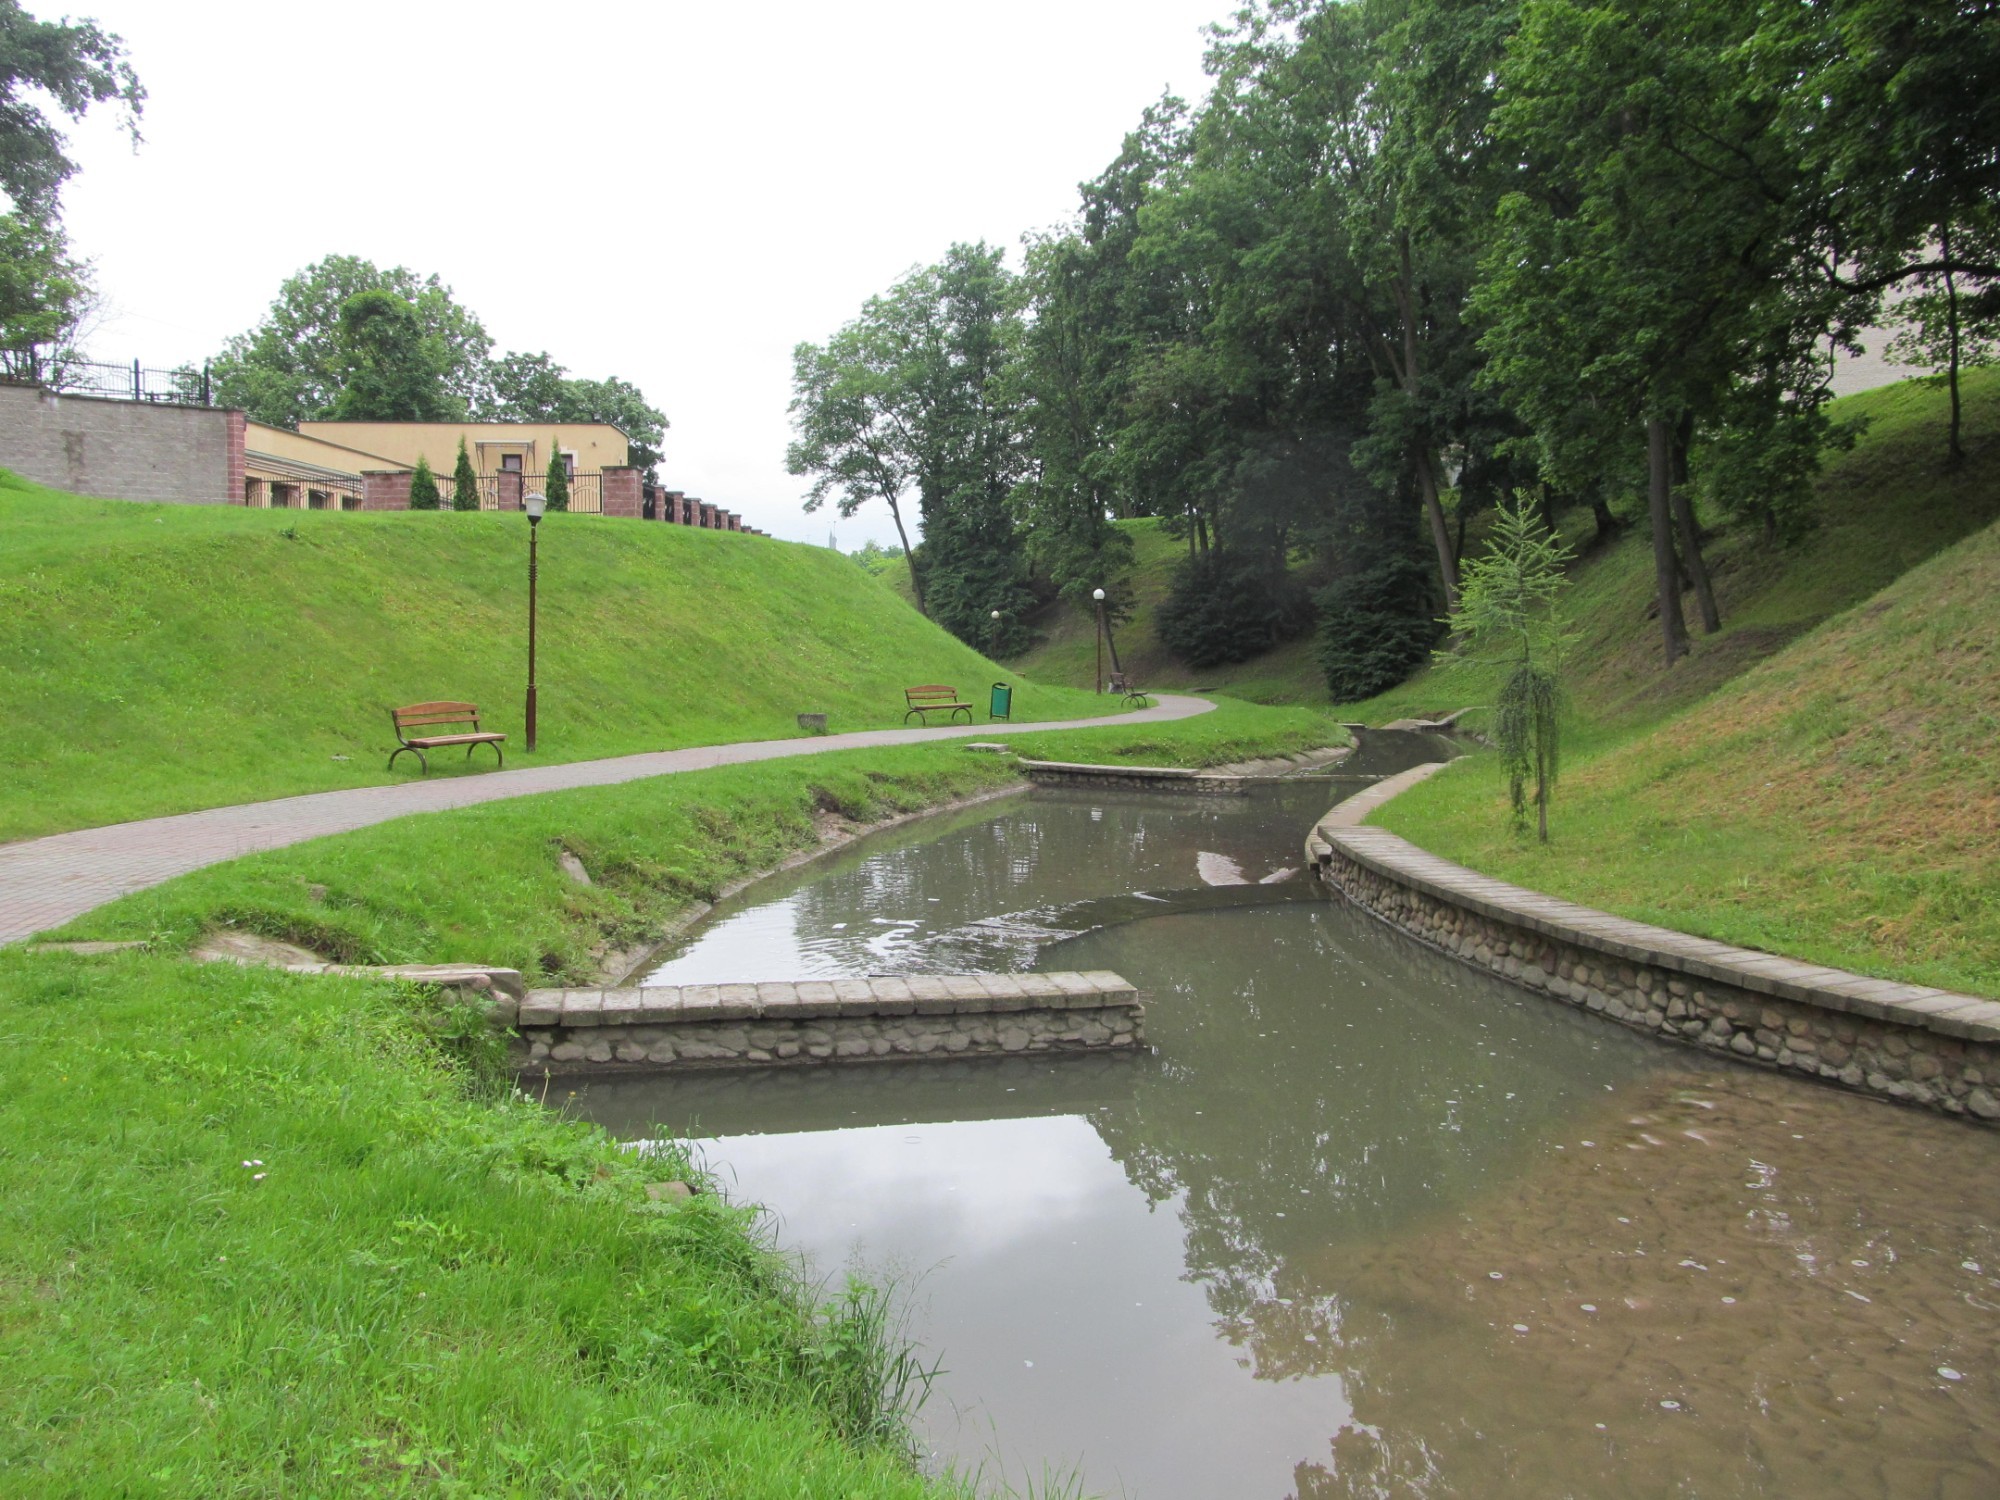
[544,445,570,512]
[1438,493,1574,842]
[408,454,441,511]
[450,436,480,511]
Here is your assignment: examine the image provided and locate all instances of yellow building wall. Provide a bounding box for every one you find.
[245,422,399,473]
[296,421,631,475]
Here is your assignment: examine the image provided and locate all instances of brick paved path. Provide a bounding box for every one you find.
[0,696,1216,945]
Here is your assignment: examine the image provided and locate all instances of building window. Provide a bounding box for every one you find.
[270,484,294,509]
[244,478,265,507]
[562,452,576,479]
[341,494,362,511]
[308,490,329,510]
[500,453,523,474]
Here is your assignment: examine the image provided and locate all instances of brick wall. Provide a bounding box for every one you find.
[0,383,237,503]
[601,466,642,517]
[362,470,413,511]
[224,410,246,503]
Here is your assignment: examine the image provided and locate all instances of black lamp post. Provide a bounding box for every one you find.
[1092,587,1106,694]
[524,490,547,752]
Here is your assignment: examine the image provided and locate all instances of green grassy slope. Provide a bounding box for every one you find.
[0,478,1106,841]
[1378,509,2000,996]
[0,947,959,1497]
[1371,370,2000,996]
[1346,368,2000,732]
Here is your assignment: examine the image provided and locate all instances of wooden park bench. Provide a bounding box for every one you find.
[388,701,506,774]
[1108,672,1150,710]
[903,684,974,726]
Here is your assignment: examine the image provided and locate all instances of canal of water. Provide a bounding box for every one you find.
[573,736,2000,1498]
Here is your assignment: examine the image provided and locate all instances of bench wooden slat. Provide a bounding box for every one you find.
[389,702,505,774]
[903,684,974,725]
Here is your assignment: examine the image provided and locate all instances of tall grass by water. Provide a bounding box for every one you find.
[0,948,965,1497]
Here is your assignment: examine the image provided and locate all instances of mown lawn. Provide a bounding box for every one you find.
[1368,373,2000,998]
[0,948,963,1497]
[0,476,1108,841]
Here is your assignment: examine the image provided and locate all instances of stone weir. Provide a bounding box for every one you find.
[1305,768,2000,1125]
[1018,745,1352,795]
[511,972,1146,1075]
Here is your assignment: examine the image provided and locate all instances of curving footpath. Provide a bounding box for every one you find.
[0,695,1216,946]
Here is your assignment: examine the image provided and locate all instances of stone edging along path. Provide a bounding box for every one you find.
[0,695,1216,947]
[1307,762,2000,1125]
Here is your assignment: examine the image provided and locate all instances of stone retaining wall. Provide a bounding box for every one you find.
[513,971,1145,1074]
[1019,760,1250,796]
[1308,819,2000,1125]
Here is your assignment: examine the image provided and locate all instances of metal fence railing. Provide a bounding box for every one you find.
[1,351,212,406]
[437,471,603,514]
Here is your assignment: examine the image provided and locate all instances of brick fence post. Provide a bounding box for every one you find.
[601,466,642,518]
[362,470,414,511]
[662,489,685,524]
[496,470,522,511]
[225,410,247,504]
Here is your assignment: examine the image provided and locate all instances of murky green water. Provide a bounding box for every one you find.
[576,738,2000,1498]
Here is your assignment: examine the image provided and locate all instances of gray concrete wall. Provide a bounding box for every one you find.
[0,383,236,503]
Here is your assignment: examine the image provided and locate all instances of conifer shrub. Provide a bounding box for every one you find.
[1156,551,1311,667]
[1314,553,1442,700]
[544,446,570,512]
[408,454,441,511]
[450,436,480,511]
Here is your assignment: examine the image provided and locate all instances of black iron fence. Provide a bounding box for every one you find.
[436,471,603,514]
[1,351,212,406]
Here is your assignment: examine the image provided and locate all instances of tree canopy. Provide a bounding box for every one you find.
[788,0,2000,671]
[0,0,143,220]
[211,257,669,475]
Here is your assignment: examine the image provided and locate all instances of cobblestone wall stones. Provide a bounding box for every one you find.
[1310,823,2000,1125]
[514,971,1145,1074]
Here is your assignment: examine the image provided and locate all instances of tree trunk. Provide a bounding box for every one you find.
[1417,455,1459,613]
[1944,222,1965,467]
[1453,496,1469,567]
[887,498,925,616]
[1646,417,1689,667]
[1669,418,1721,635]
[1591,493,1619,544]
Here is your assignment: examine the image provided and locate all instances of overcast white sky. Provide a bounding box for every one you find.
[56,0,1225,547]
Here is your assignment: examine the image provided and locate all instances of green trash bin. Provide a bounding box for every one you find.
[989,682,1013,722]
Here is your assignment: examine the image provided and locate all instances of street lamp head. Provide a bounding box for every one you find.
[524,492,548,521]
[1092,587,1105,602]
[991,609,1001,620]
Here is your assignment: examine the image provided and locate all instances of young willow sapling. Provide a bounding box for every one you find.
[1439,494,1574,842]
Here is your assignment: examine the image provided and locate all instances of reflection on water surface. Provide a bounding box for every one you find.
[579,752,2000,1498]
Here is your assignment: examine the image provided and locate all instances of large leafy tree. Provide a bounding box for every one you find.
[0,3,141,376]
[0,208,88,376]
[211,256,493,428]
[1476,0,1828,665]
[327,290,459,422]
[0,0,142,219]
[484,351,669,481]
[789,243,1032,643]
[1780,0,2000,464]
